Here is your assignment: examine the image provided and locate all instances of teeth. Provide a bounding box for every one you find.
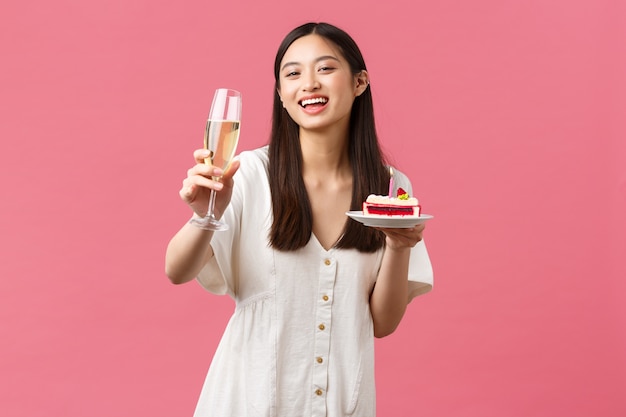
[300,97,328,107]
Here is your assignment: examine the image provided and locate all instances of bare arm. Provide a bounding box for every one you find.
[369,224,425,338]
[164,150,240,284]
[165,222,215,284]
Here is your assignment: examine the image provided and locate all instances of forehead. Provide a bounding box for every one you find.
[280,34,344,66]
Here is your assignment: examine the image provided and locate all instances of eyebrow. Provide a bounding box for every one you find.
[280,55,340,71]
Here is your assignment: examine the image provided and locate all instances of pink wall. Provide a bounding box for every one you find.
[1,0,624,416]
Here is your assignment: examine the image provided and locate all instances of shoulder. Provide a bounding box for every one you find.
[232,146,269,189]
[237,145,268,168]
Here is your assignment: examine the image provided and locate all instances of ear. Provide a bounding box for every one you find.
[354,70,370,97]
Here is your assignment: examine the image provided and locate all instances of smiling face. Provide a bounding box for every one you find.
[277,34,369,135]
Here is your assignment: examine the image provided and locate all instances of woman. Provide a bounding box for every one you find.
[165,22,433,417]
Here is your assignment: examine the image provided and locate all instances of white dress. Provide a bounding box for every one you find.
[193,146,433,417]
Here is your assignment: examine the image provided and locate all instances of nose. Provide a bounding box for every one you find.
[302,71,320,91]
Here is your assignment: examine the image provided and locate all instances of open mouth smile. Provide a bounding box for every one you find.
[299,97,328,108]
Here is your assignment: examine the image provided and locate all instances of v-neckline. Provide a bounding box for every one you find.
[310,232,342,253]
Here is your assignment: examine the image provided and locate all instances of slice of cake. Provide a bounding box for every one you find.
[363,188,421,217]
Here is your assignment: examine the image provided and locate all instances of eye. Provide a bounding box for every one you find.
[318,66,335,72]
[284,70,300,78]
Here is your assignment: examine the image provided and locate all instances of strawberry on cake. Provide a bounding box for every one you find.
[363,188,421,217]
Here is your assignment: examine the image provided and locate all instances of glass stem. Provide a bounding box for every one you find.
[207,188,217,219]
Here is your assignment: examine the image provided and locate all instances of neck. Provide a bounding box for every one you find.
[299,129,351,180]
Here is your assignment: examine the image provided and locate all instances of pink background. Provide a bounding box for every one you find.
[2,0,625,416]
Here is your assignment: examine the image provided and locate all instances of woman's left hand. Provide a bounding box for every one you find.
[376,224,425,251]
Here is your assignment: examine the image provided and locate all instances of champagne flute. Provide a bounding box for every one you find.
[190,88,242,231]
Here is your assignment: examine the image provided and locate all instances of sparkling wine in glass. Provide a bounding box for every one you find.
[190,88,241,231]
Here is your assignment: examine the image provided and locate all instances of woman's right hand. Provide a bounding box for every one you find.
[179,149,240,220]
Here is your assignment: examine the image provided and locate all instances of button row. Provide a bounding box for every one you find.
[314,258,332,403]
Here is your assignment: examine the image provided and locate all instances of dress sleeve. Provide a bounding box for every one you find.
[393,169,434,302]
[407,240,433,302]
[197,255,231,295]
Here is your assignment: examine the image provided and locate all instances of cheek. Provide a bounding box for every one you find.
[282,101,301,121]
[338,94,357,113]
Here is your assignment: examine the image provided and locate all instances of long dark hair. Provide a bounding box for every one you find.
[268,22,389,252]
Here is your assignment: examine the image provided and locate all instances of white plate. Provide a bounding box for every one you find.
[346,211,433,228]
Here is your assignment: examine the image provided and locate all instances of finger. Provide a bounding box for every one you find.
[378,227,423,248]
[377,226,417,235]
[183,174,224,192]
[193,149,211,163]
[188,163,224,178]
[221,158,241,183]
[180,183,197,201]
[385,225,424,238]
